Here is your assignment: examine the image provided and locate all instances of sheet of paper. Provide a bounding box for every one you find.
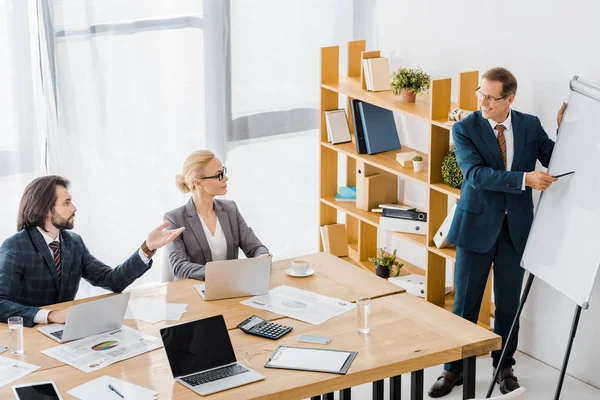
[241,285,355,325]
[268,346,351,372]
[42,325,162,373]
[125,299,187,324]
[68,375,158,400]
[0,356,40,387]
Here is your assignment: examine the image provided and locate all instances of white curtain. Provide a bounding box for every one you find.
[44,0,211,294]
[1,0,375,295]
[0,0,44,241]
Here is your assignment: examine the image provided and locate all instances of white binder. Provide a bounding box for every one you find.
[434,203,457,248]
[379,216,427,236]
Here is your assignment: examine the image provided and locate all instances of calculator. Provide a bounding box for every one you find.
[237,315,293,340]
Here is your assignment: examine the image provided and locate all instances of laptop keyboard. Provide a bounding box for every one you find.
[50,330,64,340]
[181,364,249,386]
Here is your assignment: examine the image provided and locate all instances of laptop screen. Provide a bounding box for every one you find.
[160,315,237,378]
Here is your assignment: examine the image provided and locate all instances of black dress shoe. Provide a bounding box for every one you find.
[428,370,463,398]
[495,367,520,394]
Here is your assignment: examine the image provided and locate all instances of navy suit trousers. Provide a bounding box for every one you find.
[445,216,525,373]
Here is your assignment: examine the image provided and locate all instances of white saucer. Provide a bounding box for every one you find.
[285,267,315,277]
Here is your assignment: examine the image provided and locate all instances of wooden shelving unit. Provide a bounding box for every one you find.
[318,40,492,326]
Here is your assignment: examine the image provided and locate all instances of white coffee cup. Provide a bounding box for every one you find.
[291,259,310,275]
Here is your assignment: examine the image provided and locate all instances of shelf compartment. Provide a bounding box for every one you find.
[320,141,428,185]
[320,197,380,227]
[431,182,461,199]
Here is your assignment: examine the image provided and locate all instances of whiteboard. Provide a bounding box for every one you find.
[522,77,600,308]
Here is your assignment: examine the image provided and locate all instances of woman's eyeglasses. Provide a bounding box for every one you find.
[200,167,227,181]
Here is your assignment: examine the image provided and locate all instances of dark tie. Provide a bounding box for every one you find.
[496,124,507,169]
[48,241,62,280]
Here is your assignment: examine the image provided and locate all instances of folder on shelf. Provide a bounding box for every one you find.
[434,203,457,249]
[357,102,401,155]
[320,224,349,257]
[349,99,367,154]
[325,109,352,145]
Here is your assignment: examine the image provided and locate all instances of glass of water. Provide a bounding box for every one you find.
[8,316,24,355]
[356,297,371,334]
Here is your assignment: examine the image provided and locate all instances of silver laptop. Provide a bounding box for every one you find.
[161,315,264,396]
[37,292,130,343]
[194,257,271,300]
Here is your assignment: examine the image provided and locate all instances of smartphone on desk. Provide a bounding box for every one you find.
[297,334,331,344]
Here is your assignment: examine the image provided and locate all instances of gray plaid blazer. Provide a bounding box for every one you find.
[0,227,151,327]
[164,198,269,281]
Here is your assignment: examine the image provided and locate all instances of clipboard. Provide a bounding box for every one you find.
[264,345,357,375]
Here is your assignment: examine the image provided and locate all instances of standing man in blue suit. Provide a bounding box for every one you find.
[0,175,184,327]
[428,68,567,397]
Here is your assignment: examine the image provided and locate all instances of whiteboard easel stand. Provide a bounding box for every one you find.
[485,273,588,399]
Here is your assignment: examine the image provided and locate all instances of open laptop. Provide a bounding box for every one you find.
[161,315,264,396]
[194,257,271,300]
[37,292,130,343]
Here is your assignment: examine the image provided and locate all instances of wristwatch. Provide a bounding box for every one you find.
[141,240,156,258]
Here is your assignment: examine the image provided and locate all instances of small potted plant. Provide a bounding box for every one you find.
[368,248,403,279]
[441,150,463,188]
[412,154,424,172]
[390,67,431,103]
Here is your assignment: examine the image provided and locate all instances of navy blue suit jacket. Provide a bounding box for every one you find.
[0,228,152,327]
[447,110,554,254]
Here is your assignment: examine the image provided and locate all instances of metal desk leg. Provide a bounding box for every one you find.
[373,379,384,400]
[340,388,352,400]
[463,356,476,400]
[411,370,424,400]
[390,375,402,400]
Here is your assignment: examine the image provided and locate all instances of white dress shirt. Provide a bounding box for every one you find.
[488,110,527,191]
[34,227,151,324]
[198,214,228,262]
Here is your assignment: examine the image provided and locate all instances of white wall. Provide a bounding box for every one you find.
[376,0,600,388]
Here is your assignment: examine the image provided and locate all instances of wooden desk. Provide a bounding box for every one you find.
[0,294,499,400]
[0,253,403,371]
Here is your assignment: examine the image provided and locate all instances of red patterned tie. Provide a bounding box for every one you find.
[48,241,62,280]
[496,124,507,169]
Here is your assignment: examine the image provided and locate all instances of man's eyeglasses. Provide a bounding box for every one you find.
[475,87,508,103]
[200,167,227,181]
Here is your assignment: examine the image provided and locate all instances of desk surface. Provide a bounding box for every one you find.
[0,253,403,371]
[0,294,499,399]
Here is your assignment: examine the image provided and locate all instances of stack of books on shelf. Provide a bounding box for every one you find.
[335,186,356,202]
[378,203,428,236]
[324,109,352,145]
[362,57,391,92]
[349,100,401,155]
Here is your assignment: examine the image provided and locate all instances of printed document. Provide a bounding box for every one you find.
[42,325,162,373]
[241,285,355,325]
[0,357,40,387]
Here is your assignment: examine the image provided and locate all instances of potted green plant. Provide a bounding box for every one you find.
[368,248,403,279]
[441,151,463,188]
[412,154,424,172]
[390,67,431,103]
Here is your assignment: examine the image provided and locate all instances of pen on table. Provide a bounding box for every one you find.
[553,171,575,179]
[109,384,125,399]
